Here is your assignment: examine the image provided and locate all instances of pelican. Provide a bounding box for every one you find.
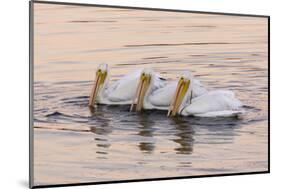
[89,64,166,107]
[130,70,207,112]
[167,74,243,117]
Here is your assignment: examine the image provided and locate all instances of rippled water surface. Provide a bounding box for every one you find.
[33,3,268,186]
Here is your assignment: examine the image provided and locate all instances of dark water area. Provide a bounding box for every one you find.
[33,3,268,185]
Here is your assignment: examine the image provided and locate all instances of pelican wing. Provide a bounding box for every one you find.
[194,110,244,117]
[192,79,208,98]
[182,90,243,117]
[106,70,141,102]
[149,82,177,107]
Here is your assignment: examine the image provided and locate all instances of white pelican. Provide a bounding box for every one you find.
[167,74,243,117]
[89,64,166,107]
[130,71,207,112]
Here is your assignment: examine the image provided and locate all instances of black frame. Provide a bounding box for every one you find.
[29,0,270,188]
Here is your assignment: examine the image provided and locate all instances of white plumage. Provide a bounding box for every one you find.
[89,64,166,106]
[167,71,244,117]
[99,70,143,104]
[147,79,207,110]
[180,90,244,117]
[90,65,244,118]
[130,70,208,111]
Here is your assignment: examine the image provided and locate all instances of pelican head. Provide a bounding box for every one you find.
[89,64,108,107]
[130,68,155,112]
[167,71,193,117]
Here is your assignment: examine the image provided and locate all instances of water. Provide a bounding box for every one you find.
[33,3,268,186]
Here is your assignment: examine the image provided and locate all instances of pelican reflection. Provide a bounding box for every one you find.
[171,117,194,155]
[136,112,156,154]
[89,106,112,159]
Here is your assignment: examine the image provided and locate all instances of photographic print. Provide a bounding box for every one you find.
[30,1,269,187]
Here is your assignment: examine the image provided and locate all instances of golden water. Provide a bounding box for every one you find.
[33,3,268,186]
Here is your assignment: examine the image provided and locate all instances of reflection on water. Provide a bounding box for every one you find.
[136,114,156,154]
[33,3,268,186]
[171,118,194,155]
